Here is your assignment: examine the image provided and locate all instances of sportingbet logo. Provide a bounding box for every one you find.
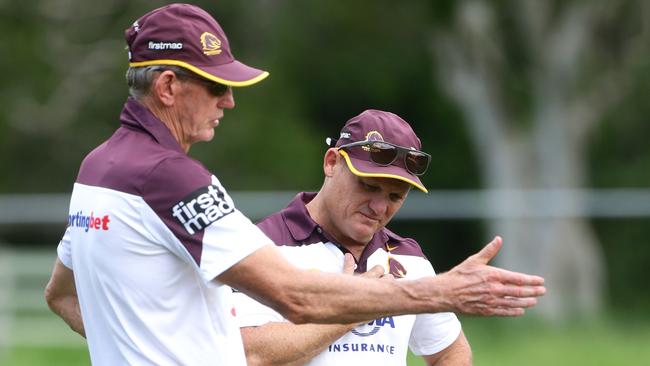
[351,316,395,337]
[172,183,235,235]
[68,211,110,232]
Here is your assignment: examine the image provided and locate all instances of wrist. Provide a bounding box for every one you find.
[406,276,450,314]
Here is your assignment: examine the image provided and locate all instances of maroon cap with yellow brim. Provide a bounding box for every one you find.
[124,3,268,87]
[334,110,429,193]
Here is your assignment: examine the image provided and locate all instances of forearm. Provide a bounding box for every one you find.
[44,258,85,337]
[48,295,86,337]
[221,246,426,324]
[277,270,437,324]
[242,322,357,366]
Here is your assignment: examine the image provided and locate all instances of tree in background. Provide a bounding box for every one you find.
[432,0,650,320]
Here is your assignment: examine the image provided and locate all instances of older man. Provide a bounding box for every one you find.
[235,110,472,365]
[44,4,545,366]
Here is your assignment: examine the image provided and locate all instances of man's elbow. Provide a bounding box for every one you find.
[274,302,314,324]
[244,353,266,366]
[44,281,59,312]
[270,294,322,324]
[44,279,67,314]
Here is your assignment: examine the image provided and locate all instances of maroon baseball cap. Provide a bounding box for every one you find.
[124,3,268,86]
[333,110,429,193]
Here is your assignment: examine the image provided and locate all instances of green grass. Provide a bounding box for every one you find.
[3,317,650,366]
[2,347,89,366]
[453,316,650,366]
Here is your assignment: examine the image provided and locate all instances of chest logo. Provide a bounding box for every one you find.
[351,316,395,337]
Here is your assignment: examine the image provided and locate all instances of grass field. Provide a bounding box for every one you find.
[3,316,650,366]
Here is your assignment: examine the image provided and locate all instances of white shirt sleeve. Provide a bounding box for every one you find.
[56,226,73,269]
[232,291,286,327]
[405,256,462,356]
[408,312,462,356]
[198,210,274,282]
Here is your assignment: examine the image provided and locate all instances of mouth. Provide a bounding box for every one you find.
[358,212,380,224]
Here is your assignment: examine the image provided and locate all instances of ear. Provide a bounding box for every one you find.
[323,148,339,177]
[151,70,181,107]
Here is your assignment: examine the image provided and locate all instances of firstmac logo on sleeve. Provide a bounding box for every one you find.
[171,182,235,235]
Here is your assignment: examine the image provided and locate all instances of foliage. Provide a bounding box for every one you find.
[0,0,477,193]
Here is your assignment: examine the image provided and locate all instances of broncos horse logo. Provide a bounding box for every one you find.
[200,32,222,55]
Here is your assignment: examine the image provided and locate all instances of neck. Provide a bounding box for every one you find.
[305,193,367,259]
[141,97,190,153]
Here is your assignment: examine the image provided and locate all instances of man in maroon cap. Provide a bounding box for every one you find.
[235,110,471,365]
[44,4,544,366]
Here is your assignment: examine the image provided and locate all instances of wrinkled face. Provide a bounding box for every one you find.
[322,153,411,248]
[174,76,235,149]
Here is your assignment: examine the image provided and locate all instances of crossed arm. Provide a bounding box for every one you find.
[241,323,472,366]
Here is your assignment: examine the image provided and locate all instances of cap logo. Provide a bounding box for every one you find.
[200,32,222,55]
[148,41,183,50]
[362,131,383,151]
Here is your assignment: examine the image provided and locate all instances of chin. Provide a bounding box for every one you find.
[199,131,215,142]
[352,228,376,243]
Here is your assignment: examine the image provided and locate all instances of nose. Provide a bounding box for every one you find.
[367,196,389,218]
[217,87,235,109]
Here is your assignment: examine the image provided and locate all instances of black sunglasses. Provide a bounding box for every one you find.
[153,67,230,97]
[175,70,230,97]
[335,139,431,176]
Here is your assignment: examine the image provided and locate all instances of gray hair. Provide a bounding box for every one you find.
[125,65,188,100]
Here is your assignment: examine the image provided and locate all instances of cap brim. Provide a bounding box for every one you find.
[199,59,269,86]
[339,150,428,193]
[129,59,269,87]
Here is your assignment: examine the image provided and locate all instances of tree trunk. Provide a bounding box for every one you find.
[431,0,611,321]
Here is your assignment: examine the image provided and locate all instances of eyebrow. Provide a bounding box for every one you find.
[358,177,410,193]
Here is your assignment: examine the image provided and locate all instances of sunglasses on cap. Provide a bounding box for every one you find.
[152,67,230,97]
[330,138,431,176]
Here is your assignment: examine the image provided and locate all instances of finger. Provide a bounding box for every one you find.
[482,307,526,317]
[342,253,356,275]
[461,303,528,317]
[491,296,539,309]
[360,264,385,279]
[487,281,546,298]
[380,273,395,281]
[495,268,546,287]
[470,236,503,265]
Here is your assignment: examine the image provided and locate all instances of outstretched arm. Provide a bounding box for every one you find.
[44,258,85,337]
[219,236,545,324]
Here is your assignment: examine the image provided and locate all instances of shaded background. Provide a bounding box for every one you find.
[1,0,650,365]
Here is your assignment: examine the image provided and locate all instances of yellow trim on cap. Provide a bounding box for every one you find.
[339,150,428,193]
[128,59,269,86]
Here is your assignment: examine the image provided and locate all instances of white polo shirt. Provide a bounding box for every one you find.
[57,98,272,365]
[235,192,462,366]
[234,242,461,366]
